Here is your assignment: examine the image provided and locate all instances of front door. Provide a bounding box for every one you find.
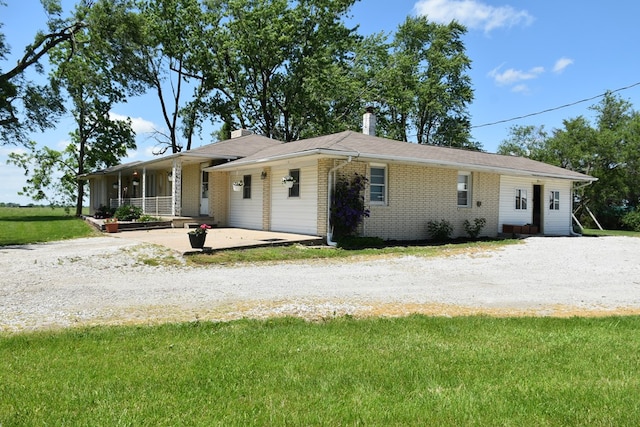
[200,169,209,216]
[533,184,542,232]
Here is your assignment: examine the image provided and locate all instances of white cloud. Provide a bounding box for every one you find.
[488,65,544,85]
[511,84,529,94]
[414,0,534,33]
[553,57,574,73]
[109,112,157,134]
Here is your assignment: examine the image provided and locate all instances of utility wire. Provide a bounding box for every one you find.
[472,81,640,129]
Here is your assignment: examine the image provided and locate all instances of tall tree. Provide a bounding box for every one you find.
[357,17,475,148]
[8,0,143,215]
[497,125,551,161]
[0,0,86,144]
[200,0,360,142]
[136,0,215,153]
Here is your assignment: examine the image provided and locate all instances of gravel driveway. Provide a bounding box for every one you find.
[2,236,640,332]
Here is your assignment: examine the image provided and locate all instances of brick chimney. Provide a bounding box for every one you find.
[231,129,253,138]
[362,107,376,136]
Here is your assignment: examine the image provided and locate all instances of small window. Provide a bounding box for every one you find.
[243,175,251,199]
[288,169,300,198]
[515,189,527,210]
[457,172,471,207]
[549,190,560,210]
[370,166,386,204]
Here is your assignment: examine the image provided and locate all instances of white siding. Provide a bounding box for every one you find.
[228,171,263,230]
[543,180,573,235]
[499,176,533,229]
[271,163,319,235]
[499,176,574,235]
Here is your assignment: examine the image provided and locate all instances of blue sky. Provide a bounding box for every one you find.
[2,0,640,204]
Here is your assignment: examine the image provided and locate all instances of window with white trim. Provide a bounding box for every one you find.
[370,165,386,204]
[549,190,560,210]
[457,172,471,207]
[515,189,527,210]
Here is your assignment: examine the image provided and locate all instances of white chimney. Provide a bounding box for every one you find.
[362,107,376,136]
[231,129,253,138]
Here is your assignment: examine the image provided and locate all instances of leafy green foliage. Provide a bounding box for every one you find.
[621,210,640,231]
[330,173,370,238]
[114,204,142,221]
[2,317,640,425]
[427,219,453,241]
[0,1,85,144]
[463,217,487,239]
[354,17,476,148]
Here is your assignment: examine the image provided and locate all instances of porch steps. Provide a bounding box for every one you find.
[172,217,216,229]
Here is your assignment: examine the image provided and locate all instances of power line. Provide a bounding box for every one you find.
[472,81,640,129]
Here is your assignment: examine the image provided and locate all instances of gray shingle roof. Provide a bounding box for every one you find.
[214,130,595,181]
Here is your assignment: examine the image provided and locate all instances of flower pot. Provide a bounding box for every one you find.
[283,180,294,189]
[233,184,243,192]
[105,222,118,233]
[188,233,207,249]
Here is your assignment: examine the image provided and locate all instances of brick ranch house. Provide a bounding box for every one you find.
[84,112,596,242]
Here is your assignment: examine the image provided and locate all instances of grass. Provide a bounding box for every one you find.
[188,239,517,265]
[0,206,97,245]
[581,228,640,237]
[1,316,640,425]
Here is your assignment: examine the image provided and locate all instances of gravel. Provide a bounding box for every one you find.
[2,236,640,332]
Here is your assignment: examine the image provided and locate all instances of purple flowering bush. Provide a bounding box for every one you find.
[330,173,370,238]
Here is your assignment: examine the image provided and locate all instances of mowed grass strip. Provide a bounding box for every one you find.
[1,316,639,425]
[0,207,97,245]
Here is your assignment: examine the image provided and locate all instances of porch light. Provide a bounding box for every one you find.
[112,183,118,189]
[261,171,267,180]
[168,172,173,182]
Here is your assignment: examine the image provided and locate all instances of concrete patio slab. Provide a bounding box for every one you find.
[107,227,323,254]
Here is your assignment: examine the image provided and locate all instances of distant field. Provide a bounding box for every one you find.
[0,206,97,246]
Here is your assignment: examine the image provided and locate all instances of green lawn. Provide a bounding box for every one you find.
[581,228,640,237]
[0,206,97,245]
[1,316,639,425]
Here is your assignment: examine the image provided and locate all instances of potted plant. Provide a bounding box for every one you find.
[282,175,295,188]
[232,180,244,192]
[104,217,118,233]
[188,224,211,248]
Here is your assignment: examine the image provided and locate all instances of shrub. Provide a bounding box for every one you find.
[463,217,487,239]
[330,173,370,238]
[138,215,161,223]
[427,219,453,242]
[114,205,142,221]
[621,210,640,231]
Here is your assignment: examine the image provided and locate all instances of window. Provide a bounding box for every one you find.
[243,175,252,199]
[370,166,386,204]
[515,189,527,210]
[288,169,300,197]
[457,172,471,207]
[549,190,560,210]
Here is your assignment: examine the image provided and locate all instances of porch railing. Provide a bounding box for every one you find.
[110,196,173,216]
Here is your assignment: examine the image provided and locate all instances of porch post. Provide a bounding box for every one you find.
[118,172,122,207]
[171,160,182,217]
[142,167,147,214]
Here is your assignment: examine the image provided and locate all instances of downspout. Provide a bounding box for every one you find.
[326,156,352,246]
[570,181,594,236]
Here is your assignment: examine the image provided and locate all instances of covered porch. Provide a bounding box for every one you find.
[84,153,225,219]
